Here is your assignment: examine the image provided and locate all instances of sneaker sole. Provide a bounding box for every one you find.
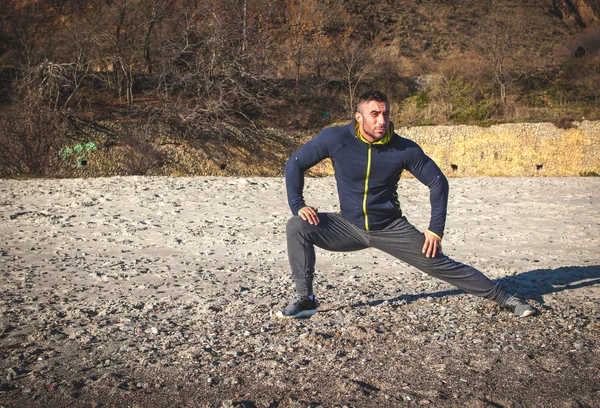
[518,309,538,318]
[275,309,317,319]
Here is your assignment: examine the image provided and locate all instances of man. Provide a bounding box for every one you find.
[277,90,538,319]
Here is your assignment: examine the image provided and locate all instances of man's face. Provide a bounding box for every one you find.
[355,100,390,143]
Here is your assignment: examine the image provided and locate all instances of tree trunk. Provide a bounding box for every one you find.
[242,0,248,54]
[144,20,155,74]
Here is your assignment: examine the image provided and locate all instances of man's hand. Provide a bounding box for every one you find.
[298,206,319,225]
[422,230,442,258]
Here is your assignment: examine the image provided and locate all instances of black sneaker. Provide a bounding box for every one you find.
[504,296,539,318]
[276,295,317,319]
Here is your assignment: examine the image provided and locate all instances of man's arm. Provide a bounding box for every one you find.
[422,168,449,238]
[285,132,331,220]
[405,145,449,257]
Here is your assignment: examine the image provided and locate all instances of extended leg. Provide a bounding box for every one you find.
[370,217,506,302]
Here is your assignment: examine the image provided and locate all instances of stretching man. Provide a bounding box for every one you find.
[277,90,538,319]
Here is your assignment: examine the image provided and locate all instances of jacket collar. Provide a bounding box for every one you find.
[353,119,394,145]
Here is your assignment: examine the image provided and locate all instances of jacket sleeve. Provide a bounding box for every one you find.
[405,145,449,238]
[285,131,331,215]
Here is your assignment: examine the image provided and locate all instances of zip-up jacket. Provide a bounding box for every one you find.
[285,120,449,237]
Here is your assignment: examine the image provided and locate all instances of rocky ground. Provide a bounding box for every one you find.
[0,176,599,407]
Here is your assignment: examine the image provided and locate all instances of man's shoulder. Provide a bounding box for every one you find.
[317,122,354,138]
[313,122,355,147]
[389,133,421,150]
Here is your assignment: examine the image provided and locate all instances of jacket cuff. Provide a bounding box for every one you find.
[426,230,443,240]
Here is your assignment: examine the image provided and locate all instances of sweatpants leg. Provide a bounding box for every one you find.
[286,213,368,297]
[370,217,508,303]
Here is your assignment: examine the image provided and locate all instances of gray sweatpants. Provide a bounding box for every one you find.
[286,212,509,304]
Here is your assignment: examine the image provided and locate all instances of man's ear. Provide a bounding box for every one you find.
[355,111,362,123]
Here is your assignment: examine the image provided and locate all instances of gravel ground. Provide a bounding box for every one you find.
[0,176,599,407]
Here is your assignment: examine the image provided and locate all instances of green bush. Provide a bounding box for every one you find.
[518,93,548,107]
[453,97,499,123]
[415,90,430,109]
[60,141,97,168]
[548,82,580,105]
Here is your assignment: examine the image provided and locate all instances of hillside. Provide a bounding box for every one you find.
[1,0,600,176]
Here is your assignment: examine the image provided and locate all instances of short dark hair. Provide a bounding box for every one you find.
[356,90,388,112]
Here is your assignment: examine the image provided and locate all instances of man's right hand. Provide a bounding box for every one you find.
[298,206,319,225]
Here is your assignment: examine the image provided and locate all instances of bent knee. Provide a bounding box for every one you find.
[286,216,310,235]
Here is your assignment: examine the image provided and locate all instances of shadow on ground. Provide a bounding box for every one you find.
[342,265,600,309]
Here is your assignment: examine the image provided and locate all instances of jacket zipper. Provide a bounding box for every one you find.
[362,144,372,231]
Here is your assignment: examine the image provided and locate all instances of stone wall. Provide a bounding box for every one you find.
[398,121,600,177]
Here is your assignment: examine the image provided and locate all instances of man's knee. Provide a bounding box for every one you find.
[286,215,311,237]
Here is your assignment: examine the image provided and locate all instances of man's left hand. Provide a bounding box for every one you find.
[422,230,442,258]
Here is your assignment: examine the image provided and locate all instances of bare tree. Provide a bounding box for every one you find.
[1,2,60,69]
[276,0,349,96]
[469,3,528,105]
[143,0,174,74]
[0,106,69,176]
[332,41,378,115]
[80,0,159,109]
[148,0,276,124]
[242,0,249,54]
[303,0,347,84]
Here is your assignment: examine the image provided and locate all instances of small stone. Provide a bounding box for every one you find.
[116,381,129,390]
[151,327,159,335]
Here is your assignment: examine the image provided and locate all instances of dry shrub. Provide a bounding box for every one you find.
[552,116,576,130]
[114,124,167,175]
[0,104,70,177]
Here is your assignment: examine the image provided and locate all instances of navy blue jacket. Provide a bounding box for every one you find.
[285,120,449,237]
